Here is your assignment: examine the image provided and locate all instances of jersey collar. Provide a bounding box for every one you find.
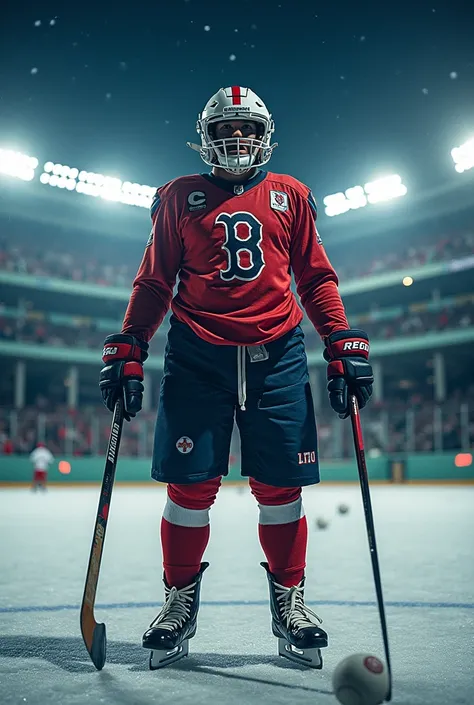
[201,169,267,195]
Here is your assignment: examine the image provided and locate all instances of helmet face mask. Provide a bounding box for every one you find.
[192,87,278,174]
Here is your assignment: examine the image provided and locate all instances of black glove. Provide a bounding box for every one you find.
[99,334,149,421]
[324,329,373,419]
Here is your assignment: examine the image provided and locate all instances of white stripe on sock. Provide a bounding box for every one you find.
[162,497,210,527]
[258,497,305,525]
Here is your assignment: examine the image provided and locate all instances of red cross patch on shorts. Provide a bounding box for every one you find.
[176,436,194,454]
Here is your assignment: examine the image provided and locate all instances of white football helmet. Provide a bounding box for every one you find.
[187,86,278,174]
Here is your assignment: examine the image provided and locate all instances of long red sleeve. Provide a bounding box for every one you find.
[122,186,182,342]
[290,195,348,339]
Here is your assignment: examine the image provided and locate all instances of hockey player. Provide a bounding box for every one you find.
[29,442,54,491]
[99,87,374,670]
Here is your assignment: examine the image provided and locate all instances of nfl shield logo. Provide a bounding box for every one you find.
[270,190,288,212]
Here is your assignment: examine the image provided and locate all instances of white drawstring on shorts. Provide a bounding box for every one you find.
[237,346,247,411]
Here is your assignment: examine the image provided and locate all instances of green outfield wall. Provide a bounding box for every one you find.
[1,452,473,484]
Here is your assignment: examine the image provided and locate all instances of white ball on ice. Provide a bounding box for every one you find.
[315,517,329,530]
[332,654,389,705]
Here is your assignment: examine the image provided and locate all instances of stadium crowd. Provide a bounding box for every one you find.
[334,230,474,280]
[1,228,473,288]
[0,237,134,287]
[316,389,474,458]
[0,403,155,459]
[359,300,473,340]
[1,298,472,349]
[1,389,473,460]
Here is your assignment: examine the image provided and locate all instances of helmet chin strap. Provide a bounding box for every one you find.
[220,166,255,176]
[186,141,255,174]
[187,138,278,173]
[222,153,253,169]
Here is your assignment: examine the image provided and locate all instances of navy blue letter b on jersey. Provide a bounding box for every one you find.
[216,211,265,282]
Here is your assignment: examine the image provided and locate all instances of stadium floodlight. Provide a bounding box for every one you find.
[451,138,474,173]
[103,176,122,190]
[345,185,367,210]
[39,154,157,209]
[323,174,407,216]
[364,174,407,204]
[144,185,157,197]
[323,185,367,217]
[81,182,100,197]
[0,148,38,181]
[137,194,153,208]
[89,172,104,186]
[101,189,121,202]
[323,192,351,217]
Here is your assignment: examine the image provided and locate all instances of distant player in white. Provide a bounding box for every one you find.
[29,443,54,490]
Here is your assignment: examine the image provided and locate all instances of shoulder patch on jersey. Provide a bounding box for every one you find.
[146,228,154,247]
[187,190,207,211]
[270,190,289,212]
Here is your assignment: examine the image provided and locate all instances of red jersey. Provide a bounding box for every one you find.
[122,170,348,345]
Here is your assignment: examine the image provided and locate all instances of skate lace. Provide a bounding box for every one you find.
[275,583,323,630]
[149,583,195,632]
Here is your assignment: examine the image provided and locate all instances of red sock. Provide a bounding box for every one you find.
[250,478,308,588]
[161,517,210,589]
[258,516,308,587]
[160,477,221,589]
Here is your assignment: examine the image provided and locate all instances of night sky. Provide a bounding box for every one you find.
[1,0,473,197]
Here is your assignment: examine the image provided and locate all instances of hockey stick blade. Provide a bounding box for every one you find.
[349,394,393,702]
[80,396,124,670]
[80,608,106,670]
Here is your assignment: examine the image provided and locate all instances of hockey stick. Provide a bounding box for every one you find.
[349,394,393,701]
[80,396,125,670]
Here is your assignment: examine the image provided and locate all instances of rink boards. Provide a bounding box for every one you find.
[1,451,474,484]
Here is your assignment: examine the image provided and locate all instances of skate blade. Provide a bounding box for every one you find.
[278,638,323,669]
[149,640,189,670]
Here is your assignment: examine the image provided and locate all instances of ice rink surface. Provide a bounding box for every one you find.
[0,483,473,705]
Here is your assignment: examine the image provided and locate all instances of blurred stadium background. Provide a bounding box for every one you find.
[1,140,474,484]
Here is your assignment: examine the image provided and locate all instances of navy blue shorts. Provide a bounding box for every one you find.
[151,317,320,487]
